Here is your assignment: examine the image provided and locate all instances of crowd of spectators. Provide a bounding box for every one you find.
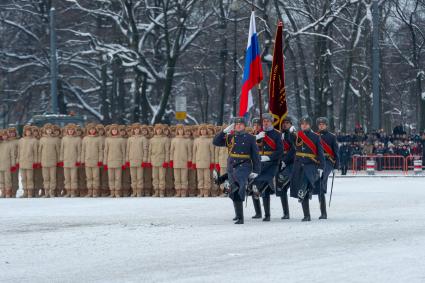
[336,125,425,174]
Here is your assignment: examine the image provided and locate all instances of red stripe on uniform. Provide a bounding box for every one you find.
[297,131,317,155]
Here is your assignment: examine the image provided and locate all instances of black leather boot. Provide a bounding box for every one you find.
[232,201,238,221]
[252,196,262,219]
[301,198,311,222]
[319,194,327,219]
[280,193,290,220]
[262,196,271,221]
[234,201,244,224]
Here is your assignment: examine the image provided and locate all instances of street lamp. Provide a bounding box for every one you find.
[230,1,240,118]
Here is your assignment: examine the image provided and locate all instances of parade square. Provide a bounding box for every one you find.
[1,177,424,283]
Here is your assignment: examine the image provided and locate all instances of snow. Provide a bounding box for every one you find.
[1,177,425,282]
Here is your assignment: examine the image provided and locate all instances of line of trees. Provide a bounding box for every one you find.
[0,0,424,132]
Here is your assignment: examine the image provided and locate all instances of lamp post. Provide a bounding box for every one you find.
[230,1,239,118]
[372,0,380,130]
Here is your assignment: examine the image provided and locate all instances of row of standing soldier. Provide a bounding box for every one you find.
[0,123,237,198]
[213,114,339,224]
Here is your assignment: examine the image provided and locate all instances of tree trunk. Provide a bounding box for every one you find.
[286,44,303,119]
[341,3,362,132]
[154,57,177,124]
[100,59,110,124]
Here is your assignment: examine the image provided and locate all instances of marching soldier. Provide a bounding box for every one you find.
[60,124,82,197]
[290,116,325,221]
[193,124,215,197]
[0,130,16,198]
[213,117,261,224]
[104,124,126,197]
[18,125,39,198]
[81,123,103,197]
[276,116,296,219]
[148,124,170,197]
[250,117,263,219]
[126,123,149,197]
[252,113,283,221]
[315,117,339,219]
[38,124,61,198]
[7,128,19,198]
[170,124,192,197]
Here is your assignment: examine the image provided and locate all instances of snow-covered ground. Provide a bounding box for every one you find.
[1,177,425,283]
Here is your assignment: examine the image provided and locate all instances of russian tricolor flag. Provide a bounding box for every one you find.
[239,11,263,117]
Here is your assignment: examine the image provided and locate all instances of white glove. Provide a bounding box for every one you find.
[332,169,338,174]
[212,169,219,180]
[318,169,323,178]
[280,161,286,170]
[260,156,270,162]
[289,126,296,133]
[249,173,258,179]
[255,131,266,140]
[223,123,234,134]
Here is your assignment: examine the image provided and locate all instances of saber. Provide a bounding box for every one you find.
[329,171,335,207]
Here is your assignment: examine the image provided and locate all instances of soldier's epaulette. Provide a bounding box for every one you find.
[272,128,281,134]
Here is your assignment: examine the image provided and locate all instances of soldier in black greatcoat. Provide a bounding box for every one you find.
[315,117,339,219]
[250,117,263,219]
[213,117,261,224]
[276,116,296,219]
[252,113,283,221]
[289,116,325,221]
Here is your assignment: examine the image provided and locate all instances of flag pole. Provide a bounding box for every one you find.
[251,1,263,130]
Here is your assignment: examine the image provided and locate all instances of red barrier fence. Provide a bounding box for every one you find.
[351,155,424,175]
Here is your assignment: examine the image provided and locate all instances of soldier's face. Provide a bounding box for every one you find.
[46,129,52,135]
[178,129,184,136]
[25,130,32,136]
[156,128,162,135]
[235,123,245,132]
[142,129,148,136]
[111,129,118,136]
[300,122,310,131]
[8,131,16,138]
[318,123,327,131]
[253,123,261,131]
[2,133,8,140]
[263,119,272,129]
[200,129,207,136]
[89,128,96,135]
[283,121,292,130]
[134,128,141,135]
